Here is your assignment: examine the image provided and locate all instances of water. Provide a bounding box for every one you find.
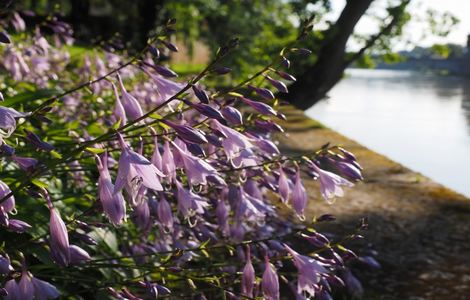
[306,68,470,197]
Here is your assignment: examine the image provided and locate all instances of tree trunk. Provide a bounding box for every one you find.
[284,0,373,110]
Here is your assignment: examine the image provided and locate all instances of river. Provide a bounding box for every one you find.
[306,68,470,197]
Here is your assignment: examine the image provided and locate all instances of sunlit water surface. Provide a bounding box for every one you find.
[306,69,470,197]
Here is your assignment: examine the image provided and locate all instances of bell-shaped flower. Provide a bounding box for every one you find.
[117,73,143,120]
[0,180,15,214]
[278,165,290,203]
[69,245,91,264]
[161,141,176,180]
[0,255,13,274]
[291,168,307,218]
[175,180,209,219]
[7,219,32,233]
[163,120,207,144]
[96,153,126,225]
[12,155,38,172]
[241,97,277,116]
[111,82,127,125]
[157,195,174,231]
[18,271,34,300]
[262,256,279,300]
[146,71,185,104]
[132,200,151,232]
[4,278,19,299]
[114,133,164,194]
[48,204,70,267]
[171,141,222,185]
[150,132,163,171]
[241,247,255,298]
[221,106,243,125]
[285,244,328,296]
[0,106,29,138]
[212,120,253,161]
[32,277,60,299]
[309,162,353,203]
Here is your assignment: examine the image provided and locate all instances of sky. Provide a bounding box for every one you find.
[327,0,470,51]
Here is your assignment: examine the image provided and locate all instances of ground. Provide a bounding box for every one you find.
[276,106,470,299]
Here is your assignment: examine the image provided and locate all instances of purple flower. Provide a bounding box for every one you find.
[0,106,29,138]
[241,247,255,298]
[157,195,174,231]
[4,279,19,300]
[278,165,290,203]
[221,106,243,125]
[185,101,224,122]
[309,162,353,203]
[153,64,178,78]
[172,142,222,185]
[24,130,54,152]
[285,244,328,296]
[163,120,208,144]
[291,168,307,218]
[69,245,91,264]
[132,200,151,231]
[0,255,13,274]
[276,70,296,82]
[96,153,126,225]
[161,141,176,180]
[49,205,70,266]
[248,84,275,100]
[341,270,363,298]
[265,75,288,93]
[114,134,165,194]
[12,155,38,171]
[192,85,209,103]
[19,271,34,300]
[241,97,277,117]
[117,73,144,120]
[146,72,185,104]
[151,134,163,171]
[262,256,279,300]
[0,180,15,214]
[31,277,60,299]
[212,120,253,160]
[111,82,127,125]
[7,219,32,233]
[176,180,209,218]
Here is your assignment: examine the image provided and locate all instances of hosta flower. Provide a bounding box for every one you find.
[48,204,70,266]
[262,256,279,300]
[221,106,243,125]
[5,271,60,300]
[0,255,13,274]
[117,73,143,120]
[278,165,290,203]
[212,120,253,161]
[157,195,174,231]
[146,71,185,104]
[0,106,29,138]
[161,141,176,180]
[291,168,307,218]
[163,120,208,144]
[114,133,165,194]
[171,141,222,185]
[111,82,127,125]
[96,153,126,226]
[309,162,353,203]
[241,247,255,298]
[285,244,328,296]
[0,180,15,214]
[175,180,209,219]
[12,155,38,171]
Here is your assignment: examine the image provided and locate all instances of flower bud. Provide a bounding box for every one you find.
[154,65,178,78]
[192,85,209,104]
[265,75,288,93]
[221,107,243,125]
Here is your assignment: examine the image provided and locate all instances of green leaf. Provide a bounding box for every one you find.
[50,150,62,159]
[85,147,106,154]
[2,89,60,107]
[31,179,49,189]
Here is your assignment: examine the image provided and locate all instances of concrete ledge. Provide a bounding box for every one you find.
[276,106,470,299]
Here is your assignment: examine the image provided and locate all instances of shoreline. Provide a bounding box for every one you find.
[277,106,470,299]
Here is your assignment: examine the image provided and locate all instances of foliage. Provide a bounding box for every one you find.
[0,9,372,300]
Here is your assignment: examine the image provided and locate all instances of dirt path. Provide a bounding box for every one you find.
[276,107,470,300]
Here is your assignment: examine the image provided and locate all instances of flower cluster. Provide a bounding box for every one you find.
[0,10,373,299]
